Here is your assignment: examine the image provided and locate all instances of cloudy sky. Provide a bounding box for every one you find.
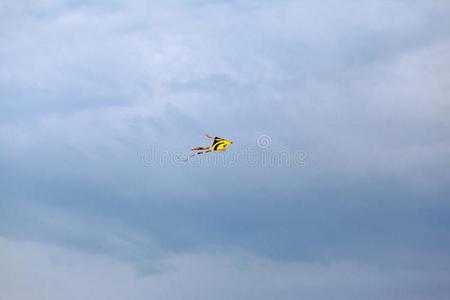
[1,0,450,299]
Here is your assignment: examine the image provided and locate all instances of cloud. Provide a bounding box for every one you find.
[1,0,450,297]
[2,237,450,300]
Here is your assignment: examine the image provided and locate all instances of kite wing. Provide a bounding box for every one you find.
[210,136,232,151]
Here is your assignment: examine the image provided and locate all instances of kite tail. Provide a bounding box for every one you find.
[180,150,211,162]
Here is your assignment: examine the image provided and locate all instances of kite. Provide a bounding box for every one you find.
[180,134,233,161]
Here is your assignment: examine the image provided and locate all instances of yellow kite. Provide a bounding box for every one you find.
[182,134,233,161]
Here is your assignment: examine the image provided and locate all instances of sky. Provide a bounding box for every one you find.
[1,0,450,299]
